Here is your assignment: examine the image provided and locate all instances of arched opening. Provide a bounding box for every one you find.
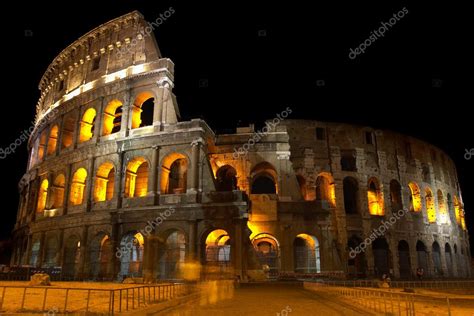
[454,244,461,277]
[445,243,453,277]
[367,178,384,216]
[372,237,390,277]
[51,174,65,209]
[70,168,87,205]
[119,232,144,278]
[102,99,123,136]
[437,190,448,224]
[36,179,49,212]
[390,180,403,211]
[37,130,48,161]
[63,236,81,279]
[131,92,155,129]
[94,162,115,202]
[159,231,186,279]
[46,125,59,155]
[296,175,308,200]
[348,236,366,278]
[250,162,277,194]
[432,242,442,276]
[398,240,411,279]
[79,108,96,143]
[408,182,422,212]
[160,153,188,194]
[251,233,280,277]
[205,229,231,270]
[61,113,75,149]
[125,157,149,198]
[43,235,58,268]
[315,173,336,207]
[343,177,359,214]
[425,188,436,223]
[416,241,429,276]
[29,240,41,266]
[89,234,112,280]
[294,234,321,273]
[454,196,462,225]
[216,165,238,191]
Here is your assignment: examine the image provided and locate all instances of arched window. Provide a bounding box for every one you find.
[102,100,123,136]
[250,162,277,194]
[372,237,390,277]
[398,240,411,279]
[94,162,115,202]
[367,178,384,216]
[119,232,145,277]
[416,241,429,275]
[125,157,148,198]
[37,179,49,212]
[37,130,48,161]
[315,173,336,207]
[389,180,403,211]
[30,240,41,266]
[432,242,442,275]
[159,231,186,279]
[343,177,359,214]
[205,229,231,265]
[216,165,238,191]
[445,243,453,277]
[296,175,308,200]
[408,182,422,212]
[70,168,87,205]
[79,108,96,143]
[51,174,65,208]
[161,153,188,194]
[46,125,59,155]
[61,113,75,149]
[294,234,320,273]
[425,188,436,223]
[437,190,448,224]
[131,92,154,129]
[453,196,462,225]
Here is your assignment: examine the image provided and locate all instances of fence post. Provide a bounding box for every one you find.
[20,287,27,310]
[120,289,122,312]
[86,289,91,312]
[0,287,5,311]
[64,288,69,313]
[447,297,451,316]
[42,288,48,311]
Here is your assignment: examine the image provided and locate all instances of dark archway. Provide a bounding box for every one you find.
[398,240,411,279]
[372,237,390,277]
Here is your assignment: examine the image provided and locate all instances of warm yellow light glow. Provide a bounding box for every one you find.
[36,179,49,212]
[425,188,436,223]
[131,91,154,129]
[125,157,148,198]
[79,108,96,143]
[94,162,115,202]
[408,182,422,212]
[296,233,317,248]
[70,168,87,205]
[460,210,466,230]
[61,114,75,149]
[102,100,123,136]
[37,131,48,161]
[134,232,144,246]
[454,196,462,225]
[437,190,449,224]
[206,229,229,246]
[46,125,58,155]
[51,174,65,209]
[160,153,188,194]
[367,179,384,216]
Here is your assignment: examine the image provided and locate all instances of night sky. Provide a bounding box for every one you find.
[1,1,472,254]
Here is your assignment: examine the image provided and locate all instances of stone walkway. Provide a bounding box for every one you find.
[159,283,368,316]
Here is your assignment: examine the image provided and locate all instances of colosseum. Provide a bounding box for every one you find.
[10,11,471,281]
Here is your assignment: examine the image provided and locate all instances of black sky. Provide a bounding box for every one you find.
[1,1,472,253]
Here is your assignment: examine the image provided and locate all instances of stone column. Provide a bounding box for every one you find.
[189,139,202,193]
[38,232,46,268]
[148,145,160,202]
[121,105,131,137]
[142,235,156,281]
[56,115,64,156]
[63,164,72,215]
[57,229,64,269]
[85,158,95,211]
[155,77,174,126]
[187,221,197,262]
[78,225,88,279]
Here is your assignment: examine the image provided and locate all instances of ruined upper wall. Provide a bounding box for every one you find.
[36,11,162,123]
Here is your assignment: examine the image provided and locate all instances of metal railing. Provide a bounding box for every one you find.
[0,283,193,314]
[320,279,474,289]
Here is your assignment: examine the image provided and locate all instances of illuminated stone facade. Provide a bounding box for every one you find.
[11,12,470,280]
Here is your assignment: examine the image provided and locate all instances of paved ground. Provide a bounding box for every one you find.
[159,283,368,316]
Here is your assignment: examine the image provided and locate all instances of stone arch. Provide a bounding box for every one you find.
[202,228,232,278]
[61,112,75,149]
[30,239,41,267]
[216,165,238,191]
[425,187,436,223]
[389,179,403,211]
[79,107,96,142]
[94,161,115,201]
[343,176,359,214]
[37,130,48,161]
[445,243,454,277]
[63,235,81,279]
[158,229,187,280]
[89,232,113,280]
[315,172,336,207]
[250,162,278,194]
[293,234,321,273]
[437,190,448,224]
[160,152,188,194]
[37,179,49,213]
[46,125,59,155]
[125,157,149,198]
[119,232,145,278]
[131,91,155,129]
[102,99,123,135]
[51,174,65,208]
[432,241,442,276]
[367,177,384,216]
[70,168,87,205]
[296,175,308,200]
[416,240,429,276]
[348,236,366,277]
[251,233,281,276]
[372,237,390,277]
[43,234,59,268]
[408,182,422,212]
[398,240,411,279]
